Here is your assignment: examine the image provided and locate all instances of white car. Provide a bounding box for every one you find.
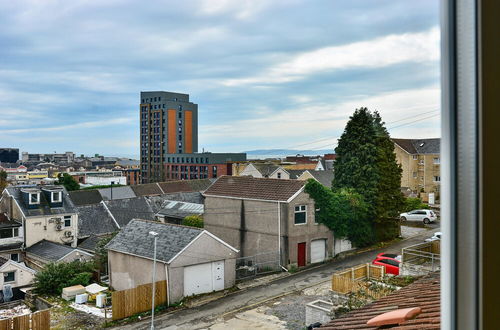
[400,209,437,224]
[425,232,442,242]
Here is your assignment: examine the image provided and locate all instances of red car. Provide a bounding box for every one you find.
[372,255,400,275]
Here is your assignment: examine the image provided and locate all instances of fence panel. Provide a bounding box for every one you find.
[13,314,30,330]
[369,265,385,279]
[0,319,12,330]
[353,264,367,280]
[31,310,50,330]
[112,280,167,321]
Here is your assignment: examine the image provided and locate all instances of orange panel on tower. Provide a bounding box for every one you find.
[168,109,176,153]
[185,111,193,153]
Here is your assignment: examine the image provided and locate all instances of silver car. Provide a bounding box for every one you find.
[400,209,437,224]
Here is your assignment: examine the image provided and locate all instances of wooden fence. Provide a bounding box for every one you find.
[0,310,50,330]
[112,280,167,321]
[331,263,385,294]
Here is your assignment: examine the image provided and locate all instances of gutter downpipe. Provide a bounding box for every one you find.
[164,264,170,305]
[278,201,288,272]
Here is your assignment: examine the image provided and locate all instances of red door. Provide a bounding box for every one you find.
[297,242,306,267]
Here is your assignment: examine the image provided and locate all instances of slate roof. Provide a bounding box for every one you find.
[392,138,440,155]
[204,176,305,202]
[321,272,440,329]
[105,219,203,263]
[156,201,204,219]
[252,164,280,177]
[306,170,334,188]
[157,179,214,194]
[160,192,204,204]
[287,169,306,179]
[131,183,163,196]
[99,186,136,200]
[5,185,77,217]
[76,204,119,238]
[26,240,86,262]
[0,213,22,229]
[104,196,155,228]
[78,234,111,252]
[68,190,103,206]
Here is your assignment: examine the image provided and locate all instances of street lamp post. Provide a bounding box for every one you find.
[149,231,159,330]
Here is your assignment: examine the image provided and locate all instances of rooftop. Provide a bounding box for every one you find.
[105,219,203,263]
[6,185,77,217]
[321,272,440,329]
[392,138,440,155]
[68,189,103,206]
[26,240,88,262]
[76,203,119,238]
[204,175,305,202]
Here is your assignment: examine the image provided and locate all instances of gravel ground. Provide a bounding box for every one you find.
[264,281,332,330]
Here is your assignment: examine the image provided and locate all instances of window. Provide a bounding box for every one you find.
[0,228,19,239]
[30,193,39,204]
[51,191,62,203]
[412,155,418,160]
[434,176,441,182]
[10,254,19,262]
[433,157,440,164]
[294,205,307,224]
[64,215,71,227]
[3,271,15,283]
[413,171,417,178]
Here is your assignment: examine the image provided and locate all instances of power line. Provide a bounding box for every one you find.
[387,114,440,130]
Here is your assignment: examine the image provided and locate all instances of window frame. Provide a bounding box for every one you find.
[64,215,72,228]
[29,193,40,205]
[3,271,15,283]
[51,191,62,203]
[294,205,307,225]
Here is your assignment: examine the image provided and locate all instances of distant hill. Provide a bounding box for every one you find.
[243,149,333,159]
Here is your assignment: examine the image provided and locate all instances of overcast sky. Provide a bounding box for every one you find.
[0,0,440,158]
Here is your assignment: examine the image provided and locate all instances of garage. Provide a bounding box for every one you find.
[184,260,225,297]
[311,239,326,263]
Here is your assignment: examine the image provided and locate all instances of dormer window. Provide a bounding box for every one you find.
[51,191,62,203]
[29,193,40,205]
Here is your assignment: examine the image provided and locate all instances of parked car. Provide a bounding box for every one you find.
[372,256,400,275]
[399,209,437,224]
[425,231,442,242]
[376,252,402,262]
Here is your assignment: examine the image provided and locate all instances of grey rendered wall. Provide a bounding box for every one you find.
[167,232,237,303]
[286,191,334,266]
[108,250,166,291]
[204,197,281,258]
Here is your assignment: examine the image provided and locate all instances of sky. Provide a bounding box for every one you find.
[0,0,440,159]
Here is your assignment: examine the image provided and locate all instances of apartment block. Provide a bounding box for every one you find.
[164,153,246,180]
[140,91,198,183]
[392,138,440,196]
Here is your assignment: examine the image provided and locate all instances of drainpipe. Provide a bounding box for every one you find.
[277,201,288,272]
[164,264,170,305]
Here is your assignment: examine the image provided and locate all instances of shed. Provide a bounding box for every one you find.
[106,219,238,303]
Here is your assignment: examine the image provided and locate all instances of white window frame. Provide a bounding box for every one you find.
[434,176,441,182]
[294,205,307,225]
[433,157,441,164]
[3,271,15,283]
[29,193,40,205]
[51,191,62,203]
[0,227,19,239]
[412,155,418,160]
[64,215,72,228]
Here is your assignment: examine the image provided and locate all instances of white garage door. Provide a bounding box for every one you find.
[184,261,225,297]
[311,239,326,263]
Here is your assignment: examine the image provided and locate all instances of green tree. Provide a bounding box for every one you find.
[0,170,7,193]
[56,173,80,191]
[404,197,429,212]
[333,108,404,241]
[181,215,204,228]
[305,179,374,247]
[33,261,95,295]
[93,233,118,272]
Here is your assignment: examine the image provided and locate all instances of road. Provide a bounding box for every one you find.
[119,227,440,329]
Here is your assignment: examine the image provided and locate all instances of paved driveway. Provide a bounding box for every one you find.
[118,228,440,330]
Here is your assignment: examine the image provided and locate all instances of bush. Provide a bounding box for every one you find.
[34,261,95,295]
[182,215,203,228]
[404,197,429,212]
